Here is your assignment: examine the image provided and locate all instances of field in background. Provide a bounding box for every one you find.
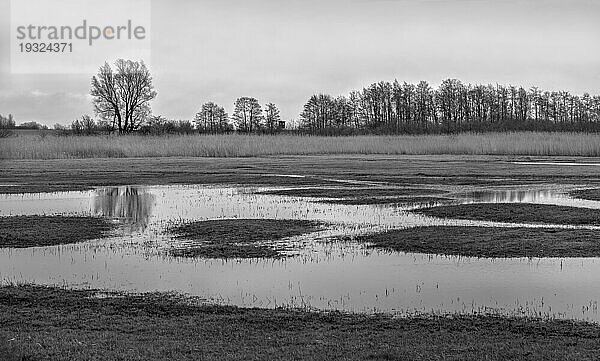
[3,132,600,159]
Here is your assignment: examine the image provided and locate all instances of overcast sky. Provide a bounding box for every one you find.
[1,0,599,126]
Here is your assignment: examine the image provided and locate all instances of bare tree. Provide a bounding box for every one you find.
[91,59,157,133]
[264,103,281,133]
[91,63,121,131]
[232,97,262,132]
[194,102,230,133]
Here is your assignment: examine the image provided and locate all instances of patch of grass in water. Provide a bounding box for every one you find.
[258,187,445,198]
[1,285,599,361]
[347,226,600,258]
[167,219,325,259]
[318,196,451,206]
[415,203,600,225]
[570,188,600,201]
[0,215,116,248]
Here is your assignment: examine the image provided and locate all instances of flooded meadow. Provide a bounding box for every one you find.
[2,181,600,322]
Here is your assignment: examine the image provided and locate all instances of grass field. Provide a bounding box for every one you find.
[415,203,600,226]
[2,285,600,361]
[4,132,600,159]
[346,226,600,258]
[0,216,116,248]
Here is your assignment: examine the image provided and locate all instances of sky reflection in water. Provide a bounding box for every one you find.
[1,184,600,322]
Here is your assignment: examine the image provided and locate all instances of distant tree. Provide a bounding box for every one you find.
[17,121,47,130]
[0,114,15,137]
[176,120,195,134]
[194,102,230,133]
[81,115,96,134]
[264,103,281,133]
[141,115,168,134]
[300,94,336,130]
[0,114,16,129]
[232,97,262,132]
[71,118,83,134]
[91,59,156,133]
[140,115,196,135]
[71,115,97,135]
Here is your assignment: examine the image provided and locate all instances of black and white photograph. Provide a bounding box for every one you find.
[1,0,600,359]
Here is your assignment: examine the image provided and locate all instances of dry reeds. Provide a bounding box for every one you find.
[2,132,599,159]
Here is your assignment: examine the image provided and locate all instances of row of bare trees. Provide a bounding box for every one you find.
[300,79,600,133]
[90,60,283,134]
[194,98,281,133]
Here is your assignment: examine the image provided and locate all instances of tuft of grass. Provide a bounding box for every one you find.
[5,132,600,159]
[167,219,325,259]
[345,226,600,258]
[415,203,600,225]
[0,216,116,248]
[1,285,600,360]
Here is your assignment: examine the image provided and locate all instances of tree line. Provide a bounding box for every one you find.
[299,79,600,134]
[88,60,284,134]
[0,113,53,137]
[5,60,600,135]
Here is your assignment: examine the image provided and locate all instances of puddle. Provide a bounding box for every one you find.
[462,188,600,209]
[2,185,600,321]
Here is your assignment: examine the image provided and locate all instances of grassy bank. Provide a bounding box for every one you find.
[0,216,115,248]
[168,219,325,259]
[571,188,600,201]
[5,132,600,159]
[347,226,600,258]
[415,203,600,226]
[1,285,600,360]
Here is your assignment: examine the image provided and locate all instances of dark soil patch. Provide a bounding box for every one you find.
[167,219,325,259]
[1,285,600,361]
[0,216,116,248]
[348,226,600,258]
[415,203,600,225]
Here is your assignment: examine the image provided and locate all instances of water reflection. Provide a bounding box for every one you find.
[466,190,562,203]
[3,184,600,321]
[93,186,155,231]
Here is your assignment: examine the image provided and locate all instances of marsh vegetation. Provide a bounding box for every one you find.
[7,132,600,159]
[3,285,600,361]
[167,219,326,259]
[415,203,600,226]
[347,226,600,258]
[0,216,115,248]
[3,156,600,359]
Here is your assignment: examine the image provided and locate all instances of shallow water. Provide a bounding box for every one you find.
[2,184,600,321]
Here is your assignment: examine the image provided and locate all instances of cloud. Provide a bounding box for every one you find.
[0,90,91,125]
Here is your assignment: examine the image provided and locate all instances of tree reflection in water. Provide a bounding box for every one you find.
[93,186,155,232]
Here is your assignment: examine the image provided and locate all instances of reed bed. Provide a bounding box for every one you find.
[2,132,600,159]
